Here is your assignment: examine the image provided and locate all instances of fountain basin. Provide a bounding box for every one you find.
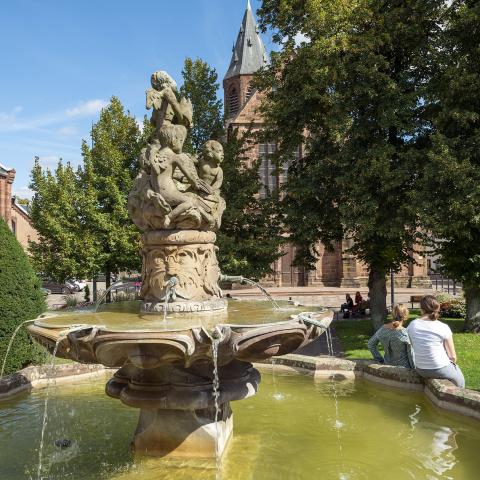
[27,301,333,458]
[1,367,479,480]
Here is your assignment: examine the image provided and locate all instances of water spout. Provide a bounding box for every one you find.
[94,280,124,312]
[219,274,280,310]
[161,277,178,321]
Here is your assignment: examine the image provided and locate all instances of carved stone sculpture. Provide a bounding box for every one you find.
[26,70,335,462]
[127,71,226,311]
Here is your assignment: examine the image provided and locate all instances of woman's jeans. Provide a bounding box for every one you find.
[416,362,465,388]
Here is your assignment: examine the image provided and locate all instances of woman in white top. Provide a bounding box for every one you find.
[407,295,465,388]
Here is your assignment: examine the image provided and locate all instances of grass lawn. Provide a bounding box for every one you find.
[334,310,480,391]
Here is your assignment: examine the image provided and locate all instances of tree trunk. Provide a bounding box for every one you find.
[92,278,98,302]
[105,269,111,304]
[464,285,480,331]
[368,269,387,330]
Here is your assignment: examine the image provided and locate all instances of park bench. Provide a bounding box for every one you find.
[410,295,423,308]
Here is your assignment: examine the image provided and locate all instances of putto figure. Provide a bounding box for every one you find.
[128,70,226,312]
[128,71,225,232]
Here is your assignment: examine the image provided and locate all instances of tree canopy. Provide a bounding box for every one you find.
[217,129,284,280]
[256,0,448,327]
[180,57,224,154]
[418,0,480,329]
[29,97,150,285]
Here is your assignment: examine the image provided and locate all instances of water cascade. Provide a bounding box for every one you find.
[0,319,36,379]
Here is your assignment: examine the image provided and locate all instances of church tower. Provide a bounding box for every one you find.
[223,0,268,124]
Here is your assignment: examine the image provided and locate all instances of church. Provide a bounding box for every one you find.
[222,2,430,288]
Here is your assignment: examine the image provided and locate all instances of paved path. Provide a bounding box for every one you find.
[227,285,437,310]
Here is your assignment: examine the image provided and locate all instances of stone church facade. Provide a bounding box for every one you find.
[0,162,38,250]
[222,2,430,288]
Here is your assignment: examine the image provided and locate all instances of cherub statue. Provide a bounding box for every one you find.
[146,71,193,136]
[198,140,224,191]
[149,124,214,228]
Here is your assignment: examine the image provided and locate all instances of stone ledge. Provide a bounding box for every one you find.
[0,363,112,401]
[257,355,480,421]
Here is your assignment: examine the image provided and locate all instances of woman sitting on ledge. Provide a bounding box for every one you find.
[407,295,465,388]
[367,304,414,368]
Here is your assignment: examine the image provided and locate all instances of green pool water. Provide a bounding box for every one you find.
[35,300,312,331]
[0,370,478,479]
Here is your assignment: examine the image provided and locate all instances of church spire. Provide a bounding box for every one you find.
[224,1,268,80]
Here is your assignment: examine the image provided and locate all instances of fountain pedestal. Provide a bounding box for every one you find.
[105,360,260,458]
[140,230,226,314]
[132,404,233,458]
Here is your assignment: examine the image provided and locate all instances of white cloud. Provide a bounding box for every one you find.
[13,186,34,200]
[58,126,78,136]
[136,119,144,133]
[38,155,61,167]
[66,99,107,117]
[294,32,310,46]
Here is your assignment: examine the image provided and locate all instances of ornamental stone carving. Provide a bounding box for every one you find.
[126,71,226,312]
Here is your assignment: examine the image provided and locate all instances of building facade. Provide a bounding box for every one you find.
[0,163,38,249]
[223,3,430,288]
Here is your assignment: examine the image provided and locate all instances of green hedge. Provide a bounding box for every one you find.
[0,218,46,375]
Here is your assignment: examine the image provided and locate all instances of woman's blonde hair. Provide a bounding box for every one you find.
[392,304,409,328]
[420,295,440,320]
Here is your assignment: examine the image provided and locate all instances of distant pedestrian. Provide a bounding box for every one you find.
[367,304,414,368]
[407,295,465,388]
[340,294,354,318]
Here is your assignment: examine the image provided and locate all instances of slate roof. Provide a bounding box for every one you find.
[224,0,268,80]
[0,162,14,176]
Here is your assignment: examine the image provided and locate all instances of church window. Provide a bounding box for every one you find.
[11,219,16,236]
[245,83,254,102]
[228,87,239,116]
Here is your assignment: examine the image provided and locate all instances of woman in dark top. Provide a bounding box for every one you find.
[368,304,414,368]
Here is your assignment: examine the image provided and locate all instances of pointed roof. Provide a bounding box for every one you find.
[224,1,268,80]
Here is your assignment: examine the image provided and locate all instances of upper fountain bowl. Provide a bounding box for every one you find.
[27,300,333,368]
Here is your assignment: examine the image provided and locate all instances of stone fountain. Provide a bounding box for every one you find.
[28,70,332,460]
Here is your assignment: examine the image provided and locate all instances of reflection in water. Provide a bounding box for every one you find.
[420,425,458,478]
[0,374,477,480]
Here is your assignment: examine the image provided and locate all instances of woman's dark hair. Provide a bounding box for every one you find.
[420,295,440,320]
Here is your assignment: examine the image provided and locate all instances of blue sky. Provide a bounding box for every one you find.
[0,0,271,198]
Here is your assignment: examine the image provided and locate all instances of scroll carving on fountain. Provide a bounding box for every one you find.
[27,70,334,462]
[127,70,226,313]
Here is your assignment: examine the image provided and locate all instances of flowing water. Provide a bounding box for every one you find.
[210,332,222,480]
[0,319,35,379]
[240,278,281,310]
[37,338,62,480]
[0,371,479,479]
[94,281,125,312]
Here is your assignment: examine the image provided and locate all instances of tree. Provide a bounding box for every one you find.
[0,218,46,375]
[78,97,150,291]
[180,57,224,154]
[419,0,480,329]
[29,158,98,281]
[217,130,284,279]
[256,0,447,328]
[29,97,150,293]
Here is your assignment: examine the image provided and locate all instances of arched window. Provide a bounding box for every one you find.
[245,83,254,102]
[228,87,239,116]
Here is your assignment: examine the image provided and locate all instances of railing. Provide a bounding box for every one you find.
[429,274,461,296]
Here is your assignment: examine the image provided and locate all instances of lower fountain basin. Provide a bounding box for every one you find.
[1,369,478,479]
[27,300,332,459]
